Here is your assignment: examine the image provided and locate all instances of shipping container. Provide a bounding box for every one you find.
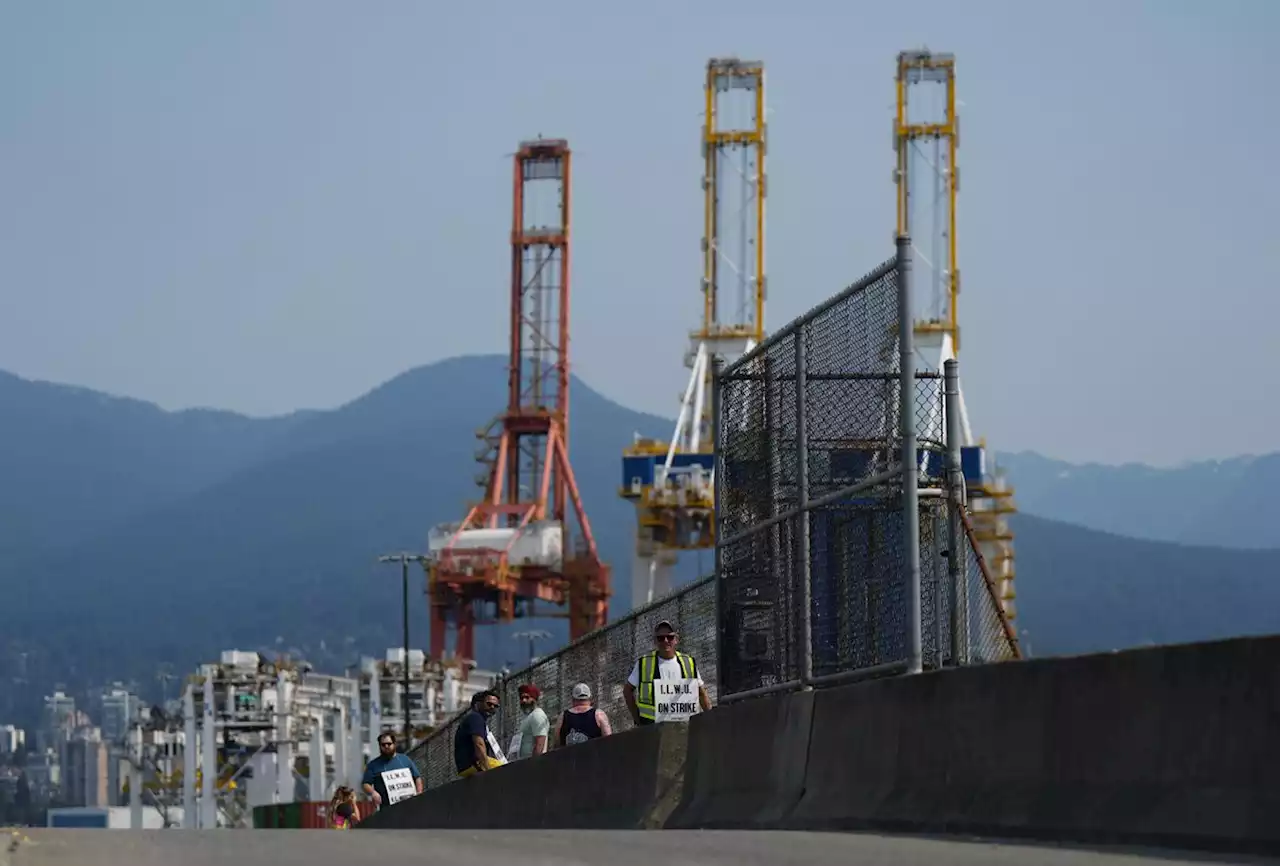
[252,800,378,829]
[252,804,282,829]
[279,801,301,829]
[304,800,379,828]
[298,802,326,830]
[47,808,108,828]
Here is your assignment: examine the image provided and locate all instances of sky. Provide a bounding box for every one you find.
[0,0,1277,467]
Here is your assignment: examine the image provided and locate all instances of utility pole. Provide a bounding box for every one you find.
[377,552,427,747]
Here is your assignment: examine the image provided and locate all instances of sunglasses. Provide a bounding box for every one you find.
[655,634,677,642]
[378,740,395,747]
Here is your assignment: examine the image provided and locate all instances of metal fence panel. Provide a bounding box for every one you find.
[959,511,1020,664]
[410,240,1021,783]
[409,575,717,790]
[716,254,928,699]
[805,481,911,678]
[714,243,1016,702]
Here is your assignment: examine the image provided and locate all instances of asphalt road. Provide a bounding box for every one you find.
[3,829,1272,866]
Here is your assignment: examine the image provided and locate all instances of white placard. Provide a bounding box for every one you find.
[508,732,523,759]
[380,767,416,805]
[486,729,508,765]
[654,678,700,723]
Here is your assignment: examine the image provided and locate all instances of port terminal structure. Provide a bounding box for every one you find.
[427,139,610,663]
[120,649,494,829]
[894,49,1017,619]
[619,58,768,611]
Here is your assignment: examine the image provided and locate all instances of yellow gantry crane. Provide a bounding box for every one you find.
[894,48,1017,620]
[619,57,767,611]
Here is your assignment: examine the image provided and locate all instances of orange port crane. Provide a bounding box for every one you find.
[426,138,610,662]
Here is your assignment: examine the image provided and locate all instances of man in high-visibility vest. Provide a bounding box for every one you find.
[623,619,713,726]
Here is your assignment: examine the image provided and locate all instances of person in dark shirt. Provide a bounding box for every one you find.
[361,733,422,808]
[558,682,612,747]
[454,689,505,777]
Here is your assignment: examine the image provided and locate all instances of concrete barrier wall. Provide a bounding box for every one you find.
[362,635,1280,855]
[359,718,688,830]
[674,634,1280,855]
[664,688,813,830]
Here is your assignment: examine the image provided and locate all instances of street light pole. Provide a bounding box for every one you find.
[378,552,427,747]
[512,629,551,668]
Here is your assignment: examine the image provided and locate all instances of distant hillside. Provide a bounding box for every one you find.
[0,369,310,559]
[1010,513,1280,655]
[995,450,1280,549]
[0,356,680,720]
[1,357,1277,724]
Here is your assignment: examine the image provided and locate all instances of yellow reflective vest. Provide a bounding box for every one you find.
[635,651,699,722]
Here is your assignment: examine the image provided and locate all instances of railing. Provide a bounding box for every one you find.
[409,575,716,790]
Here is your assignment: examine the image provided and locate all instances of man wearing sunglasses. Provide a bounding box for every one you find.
[454,690,506,778]
[623,620,712,727]
[361,734,422,810]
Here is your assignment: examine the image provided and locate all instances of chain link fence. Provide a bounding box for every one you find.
[959,510,1021,664]
[407,237,1018,788]
[715,239,1018,702]
[409,575,717,791]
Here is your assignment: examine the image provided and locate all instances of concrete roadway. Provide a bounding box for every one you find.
[4,829,1273,866]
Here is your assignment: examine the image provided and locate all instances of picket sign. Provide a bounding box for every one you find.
[654,678,700,723]
[380,768,416,805]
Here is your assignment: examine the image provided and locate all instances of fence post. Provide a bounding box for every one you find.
[710,353,725,698]
[943,358,969,666]
[896,234,923,676]
[794,323,813,687]
[499,671,511,744]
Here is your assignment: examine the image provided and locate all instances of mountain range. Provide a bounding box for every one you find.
[2,356,1278,725]
[992,450,1280,549]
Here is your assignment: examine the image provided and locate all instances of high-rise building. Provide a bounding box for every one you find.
[0,724,25,755]
[100,688,137,747]
[62,731,109,808]
[40,691,75,751]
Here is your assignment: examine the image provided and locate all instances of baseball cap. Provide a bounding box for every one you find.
[571,682,591,700]
[653,620,676,634]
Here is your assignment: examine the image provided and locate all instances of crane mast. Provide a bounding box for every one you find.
[894,49,1017,620]
[428,139,610,663]
[620,58,767,611]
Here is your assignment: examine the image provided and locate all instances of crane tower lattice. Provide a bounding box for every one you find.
[620,58,767,611]
[428,139,610,662]
[894,49,1018,619]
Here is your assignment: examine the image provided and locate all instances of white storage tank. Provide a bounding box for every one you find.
[383,648,426,669]
[428,524,518,555]
[220,650,260,669]
[429,522,563,570]
[509,520,563,569]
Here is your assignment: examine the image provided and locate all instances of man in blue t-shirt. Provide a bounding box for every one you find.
[361,733,422,809]
[454,689,504,777]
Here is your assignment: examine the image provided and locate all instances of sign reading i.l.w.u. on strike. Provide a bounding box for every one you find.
[381,768,417,805]
[655,678,700,723]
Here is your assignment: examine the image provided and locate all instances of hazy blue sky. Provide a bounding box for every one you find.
[1,0,1276,466]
